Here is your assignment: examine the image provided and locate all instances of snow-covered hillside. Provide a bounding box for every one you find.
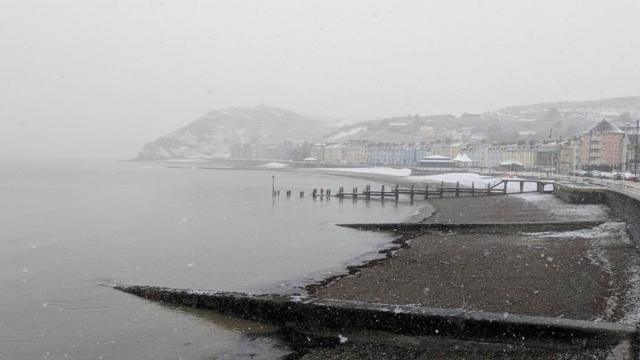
[136,105,322,160]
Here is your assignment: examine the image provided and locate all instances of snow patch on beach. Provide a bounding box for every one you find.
[586,231,619,321]
[262,162,288,168]
[512,193,609,220]
[526,222,634,322]
[621,266,640,325]
[409,172,495,187]
[408,172,541,192]
[318,167,411,177]
[525,222,628,242]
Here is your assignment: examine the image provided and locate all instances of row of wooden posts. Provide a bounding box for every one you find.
[272,190,306,198]
[273,180,552,201]
[310,181,507,201]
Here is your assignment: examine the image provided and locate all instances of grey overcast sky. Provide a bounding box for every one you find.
[1,0,639,158]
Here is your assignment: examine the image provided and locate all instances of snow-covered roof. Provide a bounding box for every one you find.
[262,162,288,168]
[421,155,451,160]
[303,157,318,161]
[584,119,624,134]
[454,153,473,162]
[500,160,524,166]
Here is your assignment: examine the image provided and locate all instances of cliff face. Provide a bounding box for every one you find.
[136,105,322,160]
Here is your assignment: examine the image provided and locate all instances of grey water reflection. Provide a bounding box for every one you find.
[0,159,418,359]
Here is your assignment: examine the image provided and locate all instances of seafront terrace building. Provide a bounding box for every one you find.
[579,119,625,171]
[620,123,640,173]
[501,145,536,170]
[458,145,487,168]
[487,146,504,168]
[319,143,368,164]
[558,140,580,173]
[366,144,429,166]
[535,143,559,172]
[430,142,465,158]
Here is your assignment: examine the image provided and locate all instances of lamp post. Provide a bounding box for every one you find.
[633,120,640,176]
[588,130,593,171]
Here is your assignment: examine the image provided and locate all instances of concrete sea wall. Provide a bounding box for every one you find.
[555,184,640,243]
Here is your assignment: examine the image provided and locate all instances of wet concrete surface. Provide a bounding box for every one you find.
[294,340,613,360]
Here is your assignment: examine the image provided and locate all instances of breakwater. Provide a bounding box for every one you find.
[115,285,638,352]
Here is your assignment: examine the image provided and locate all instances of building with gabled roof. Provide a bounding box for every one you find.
[579,119,625,171]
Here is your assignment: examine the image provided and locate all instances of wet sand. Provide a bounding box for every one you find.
[313,229,640,320]
[313,194,632,320]
[300,194,640,358]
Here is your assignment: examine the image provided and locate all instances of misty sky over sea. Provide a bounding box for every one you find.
[1,0,640,158]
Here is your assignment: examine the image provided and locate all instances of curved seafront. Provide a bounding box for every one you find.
[116,170,640,359]
[300,184,640,358]
[7,159,639,359]
[0,159,421,360]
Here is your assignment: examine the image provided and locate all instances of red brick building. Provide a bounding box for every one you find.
[579,119,625,171]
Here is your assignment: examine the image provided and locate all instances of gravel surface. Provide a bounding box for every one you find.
[299,194,640,359]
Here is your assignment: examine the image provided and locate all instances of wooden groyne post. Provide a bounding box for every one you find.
[303,180,548,202]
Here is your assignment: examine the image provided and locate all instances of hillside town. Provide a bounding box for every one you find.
[229,117,640,175]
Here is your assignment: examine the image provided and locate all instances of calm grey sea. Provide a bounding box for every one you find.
[0,159,419,360]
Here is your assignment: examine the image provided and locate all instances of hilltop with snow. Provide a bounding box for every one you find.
[136,105,324,160]
[135,97,640,161]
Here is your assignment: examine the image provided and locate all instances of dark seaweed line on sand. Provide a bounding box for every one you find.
[304,231,418,296]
